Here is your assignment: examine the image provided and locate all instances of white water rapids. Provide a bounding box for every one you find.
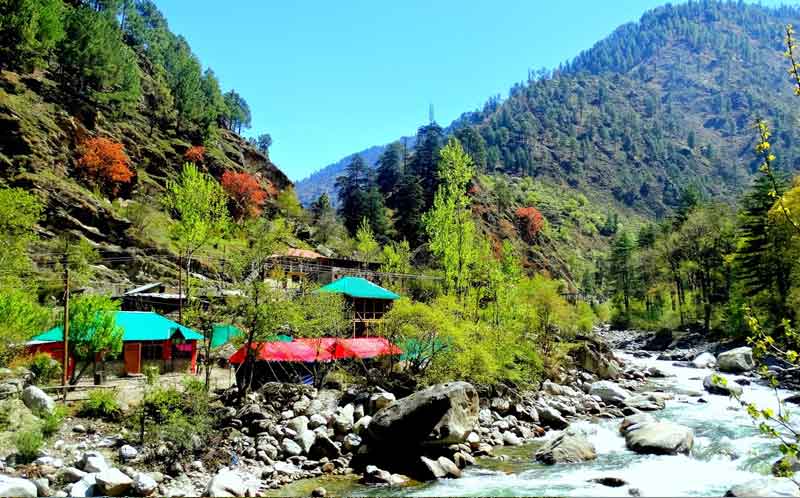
[352,353,797,497]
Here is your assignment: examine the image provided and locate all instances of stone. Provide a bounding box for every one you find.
[572,340,620,379]
[343,433,362,452]
[490,397,511,414]
[132,473,158,496]
[717,347,755,373]
[205,469,249,497]
[534,431,597,465]
[281,438,303,457]
[81,451,109,473]
[512,404,539,424]
[466,432,480,449]
[32,478,50,497]
[95,468,133,496]
[309,435,341,460]
[354,404,365,421]
[589,381,630,405]
[311,487,327,497]
[21,385,55,414]
[366,382,479,448]
[73,424,87,433]
[273,461,301,475]
[361,465,408,486]
[419,456,447,479]
[692,352,717,368]
[287,416,309,433]
[624,393,666,412]
[34,456,63,468]
[537,405,569,430]
[70,474,98,498]
[295,430,316,454]
[353,416,372,435]
[725,478,800,497]
[436,456,461,478]
[453,451,476,468]
[622,420,694,455]
[308,413,328,429]
[333,404,355,434]
[0,476,37,498]
[590,477,628,488]
[237,403,267,424]
[703,375,743,397]
[502,431,522,446]
[61,467,87,483]
[119,445,138,461]
[370,392,396,413]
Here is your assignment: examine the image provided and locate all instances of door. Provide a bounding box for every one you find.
[124,343,142,375]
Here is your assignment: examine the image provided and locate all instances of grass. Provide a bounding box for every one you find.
[79,389,122,420]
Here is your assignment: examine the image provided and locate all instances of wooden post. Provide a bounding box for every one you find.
[62,247,70,403]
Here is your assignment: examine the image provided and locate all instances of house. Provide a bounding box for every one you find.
[318,276,400,336]
[265,249,383,288]
[27,311,204,377]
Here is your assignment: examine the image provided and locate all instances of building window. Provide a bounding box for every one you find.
[142,343,162,361]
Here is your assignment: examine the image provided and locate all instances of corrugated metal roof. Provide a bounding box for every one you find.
[318,277,399,300]
[31,311,203,344]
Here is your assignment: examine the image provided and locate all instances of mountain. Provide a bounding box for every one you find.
[296,137,415,207]
[299,1,800,218]
[0,0,291,289]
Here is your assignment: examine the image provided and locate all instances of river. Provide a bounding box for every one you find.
[273,352,795,497]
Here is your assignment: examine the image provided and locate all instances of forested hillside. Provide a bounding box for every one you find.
[300,1,800,219]
[0,0,291,288]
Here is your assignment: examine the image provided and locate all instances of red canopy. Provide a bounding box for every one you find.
[229,337,402,364]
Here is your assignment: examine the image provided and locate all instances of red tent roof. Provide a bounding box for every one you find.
[229,337,402,364]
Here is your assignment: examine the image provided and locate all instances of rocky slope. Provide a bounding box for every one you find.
[0,68,291,289]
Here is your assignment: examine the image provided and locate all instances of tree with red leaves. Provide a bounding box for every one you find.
[516,206,545,241]
[221,170,268,220]
[184,145,205,164]
[77,137,133,195]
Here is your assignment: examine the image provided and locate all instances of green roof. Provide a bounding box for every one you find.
[318,277,400,300]
[31,311,203,343]
[211,324,242,349]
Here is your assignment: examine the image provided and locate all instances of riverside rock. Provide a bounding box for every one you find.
[589,381,630,405]
[204,469,250,497]
[21,385,54,414]
[537,404,568,430]
[534,431,597,464]
[132,473,158,497]
[692,352,716,369]
[0,476,37,498]
[95,468,133,497]
[366,382,479,448]
[717,347,755,373]
[622,420,694,455]
[703,375,743,397]
[725,478,800,497]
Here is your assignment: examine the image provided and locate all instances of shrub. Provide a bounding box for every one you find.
[221,170,268,220]
[184,145,205,164]
[79,389,121,420]
[516,206,545,241]
[77,137,133,194]
[143,365,159,386]
[40,405,67,438]
[15,429,43,463]
[27,353,63,385]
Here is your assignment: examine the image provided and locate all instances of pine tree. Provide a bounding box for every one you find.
[455,126,488,172]
[0,0,64,71]
[610,231,635,316]
[376,142,404,201]
[335,155,370,234]
[394,172,424,246]
[163,35,204,130]
[410,123,445,208]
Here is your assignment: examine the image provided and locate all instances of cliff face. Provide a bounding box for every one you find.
[0,69,292,288]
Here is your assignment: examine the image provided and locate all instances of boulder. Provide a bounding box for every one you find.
[703,375,743,397]
[502,431,522,446]
[619,413,656,435]
[692,352,716,369]
[572,340,620,379]
[589,381,630,405]
[366,382,479,448]
[308,413,328,429]
[419,456,446,479]
[534,431,597,464]
[343,433,362,452]
[204,469,249,497]
[95,468,133,497]
[0,476,37,498]
[295,430,316,454]
[333,404,355,434]
[590,477,628,488]
[725,478,800,497]
[32,478,50,497]
[61,467,87,483]
[81,451,110,473]
[537,405,568,430]
[119,445,138,462]
[70,474,98,498]
[132,473,158,496]
[436,457,461,478]
[353,416,372,435]
[21,385,54,414]
[624,393,666,412]
[281,438,303,457]
[490,397,511,414]
[360,465,408,486]
[287,416,309,433]
[717,347,755,373]
[622,420,694,455]
[369,392,396,413]
[309,435,341,460]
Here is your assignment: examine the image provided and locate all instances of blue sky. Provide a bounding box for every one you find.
[155,0,787,181]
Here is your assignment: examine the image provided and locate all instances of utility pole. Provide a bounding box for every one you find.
[178,254,183,323]
[62,243,70,403]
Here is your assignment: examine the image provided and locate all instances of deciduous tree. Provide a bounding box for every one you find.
[221,170,268,220]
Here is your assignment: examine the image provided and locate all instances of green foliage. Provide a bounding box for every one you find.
[40,405,67,438]
[80,389,121,420]
[15,428,43,463]
[141,378,213,455]
[0,288,49,367]
[57,4,141,110]
[0,0,64,70]
[67,294,123,365]
[0,187,43,284]
[27,353,63,385]
[165,163,230,259]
